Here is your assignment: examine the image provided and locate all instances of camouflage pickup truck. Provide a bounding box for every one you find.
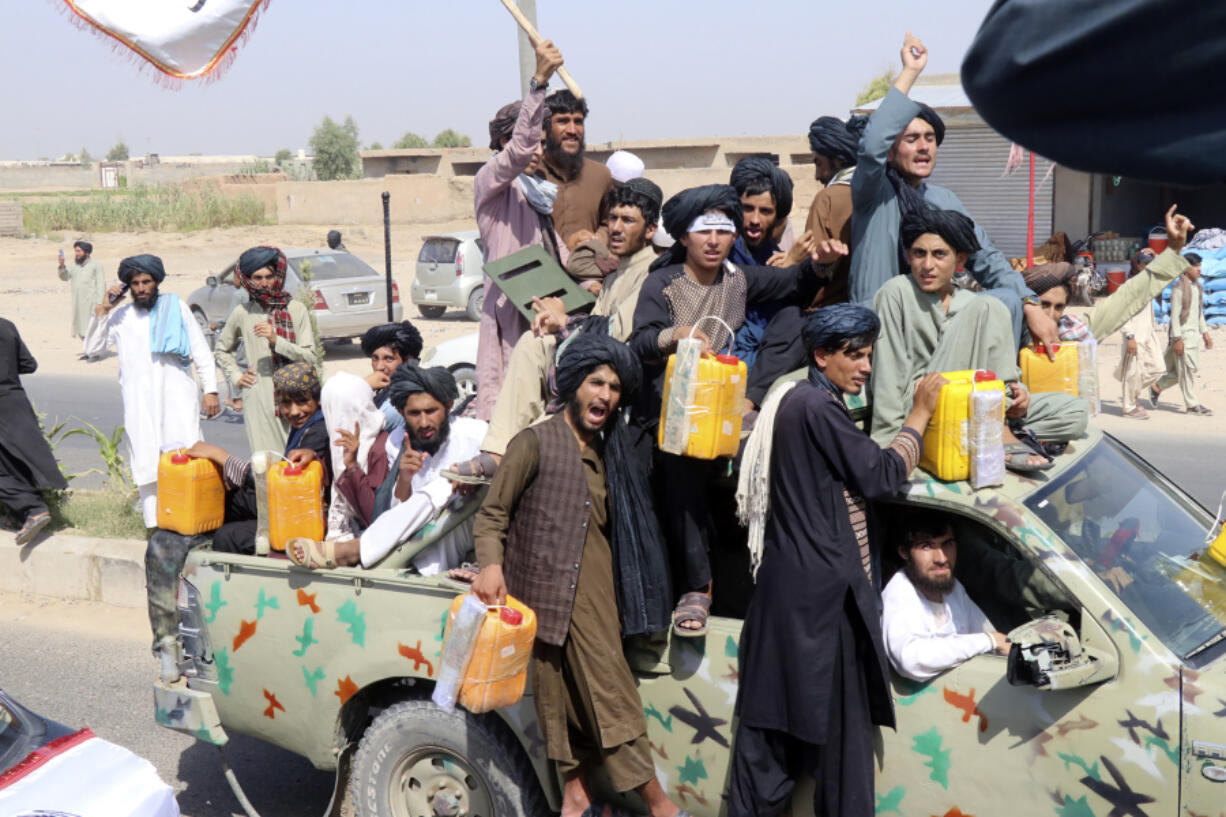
[155,423,1226,817]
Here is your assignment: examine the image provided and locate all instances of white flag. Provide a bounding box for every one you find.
[61,0,268,80]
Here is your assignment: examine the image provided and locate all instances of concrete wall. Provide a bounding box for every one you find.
[0,160,267,190]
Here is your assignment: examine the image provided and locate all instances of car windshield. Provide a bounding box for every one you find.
[0,697,32,773]
[418,239,459,264]
[289,253,377,281]
[1026,436,1226,661]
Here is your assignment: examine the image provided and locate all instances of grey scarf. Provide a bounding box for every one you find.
[517,174,557,215]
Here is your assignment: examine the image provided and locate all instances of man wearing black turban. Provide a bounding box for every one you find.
[871,208,1087,472]
[287,361,490,574]
[729,303,944,817]
[631,184,825,634]
[326,229,346,251]
[729,156,793,266]
[850,32,1063,357]
[470,332,682,817]
[57,239,105,340]
[359,320,423,429]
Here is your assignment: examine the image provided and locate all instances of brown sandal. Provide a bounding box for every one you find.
[443,453,500,485]
[672,591,712,638]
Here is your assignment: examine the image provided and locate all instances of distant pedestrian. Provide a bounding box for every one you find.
[327,229,347,252]
[0,318,67,544]
[83,254,220,527]
[1153,252,1215,415]
[57,240,105,342]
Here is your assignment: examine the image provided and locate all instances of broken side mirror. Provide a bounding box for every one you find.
[1006,615,1118,690]
[206,275,218,287]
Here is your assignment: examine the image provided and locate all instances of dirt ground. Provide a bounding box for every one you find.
[1,223,1221,433]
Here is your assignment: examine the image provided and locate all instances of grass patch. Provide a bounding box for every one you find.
[22,185,268,233]
[47,488,147,540]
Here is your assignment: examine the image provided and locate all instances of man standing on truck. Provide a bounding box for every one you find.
[469,333,680,817]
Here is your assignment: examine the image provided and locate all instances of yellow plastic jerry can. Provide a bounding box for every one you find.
[267,460,324,552]
[1020,343,1081,396]
[920,370,1006,482]
[157,450,225,535]
[658,352,747,460]
[444,594,538,714]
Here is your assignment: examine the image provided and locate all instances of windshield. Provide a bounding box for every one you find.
[0,697,32,773]
[1025,436,1226,661]
[289,253,377,281]
[418,239,459,264]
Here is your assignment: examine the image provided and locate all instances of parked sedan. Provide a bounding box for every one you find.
[412,231,485,321]
[0,689,178,816]
[186,249,403,342]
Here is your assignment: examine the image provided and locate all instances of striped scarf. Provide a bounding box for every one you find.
[235,247,296,364]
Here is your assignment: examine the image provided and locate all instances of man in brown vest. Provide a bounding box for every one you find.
[472,332,682,817]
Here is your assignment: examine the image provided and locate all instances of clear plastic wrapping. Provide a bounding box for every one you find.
[1077,338,1100,417]
[968,390,1005,489]
[433,594,538,714]
[432,594,487,712]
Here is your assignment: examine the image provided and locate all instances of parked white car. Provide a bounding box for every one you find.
[421,331,478,400]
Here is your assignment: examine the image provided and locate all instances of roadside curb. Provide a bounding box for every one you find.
[0,530,147,609]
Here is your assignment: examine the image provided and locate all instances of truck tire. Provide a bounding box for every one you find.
[351,699,546,817]
[418,305,447,319]
[464,286,485,322]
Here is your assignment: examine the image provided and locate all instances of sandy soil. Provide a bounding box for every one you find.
[2,225,1222,434]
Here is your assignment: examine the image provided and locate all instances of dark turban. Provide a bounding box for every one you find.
[361,321,423,359]
[807,115,866,167]
[238,246,283,276]
[623,177,663,211]
[730,156,794,221]
[326,230,343,249]
[661,184,744,242]
[385,363,458,411]
[488,100,521,150]
[555,332,642,405]
[900,208,981,256]
[1023,262,1075,296]
[117,254,166,284]
[915,103,946,145]
[272,361,320,398]
[73,240,93,255]
[802,303,881,354]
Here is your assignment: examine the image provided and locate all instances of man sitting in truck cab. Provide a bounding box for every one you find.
[882,510,1011,681]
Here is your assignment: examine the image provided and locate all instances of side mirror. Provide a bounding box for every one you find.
[206,275,218,287]
[1006,615,1117,690]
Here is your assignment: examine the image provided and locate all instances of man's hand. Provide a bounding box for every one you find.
[399,446,428,479]
[96,283,126,315]
[812,238,849,266]
[894,31,928,94]
[1205,332,1214,350]
[580,279,603,296]
[185,440,229,466]
[334,422,361,470]
[530,295,568,336]
[1164,204,1195,254]
[532,39,563,87]
[989,631,1010,655]
[1024,306,1060,360]
[201,393,221,419]
[673,326,712,354]
[765,250,789,267]
[252,320,276,348]
[1006,381,1031,419]
[364,370,390,391]
[783,231,817,266]
[286,449,317,469]
[472,564,507,605]
[565,229,597,251]
[1174,338,1185,357]
[911,372,947,416]
[1126,338,1138,356]
[237,369,258,389]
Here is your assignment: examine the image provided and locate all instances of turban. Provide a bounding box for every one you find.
[900,208,981,256]
[730,156,794,220]
[802,303,881,353]
[623,177,663,210]
[915,103,946,145]
[326,230,343,249]
[807,115,865,166]
[238,246,284,277]
[73,240,93,255]
[385,363,459,411]
[554,332,642,406]
[488,100,520,150]
[661,184,743,241]
[1023,262,1075,296]
[117,254,166,284]
[272,361,320,397]
[360,321,423,359]
[606,150,645,183]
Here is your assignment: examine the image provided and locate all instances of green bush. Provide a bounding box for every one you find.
[22,186,267,233]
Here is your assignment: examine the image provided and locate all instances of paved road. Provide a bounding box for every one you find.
[0,595,336,817]
[1103,426,1226,511]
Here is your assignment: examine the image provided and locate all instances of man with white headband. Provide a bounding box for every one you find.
[630,183,828,637]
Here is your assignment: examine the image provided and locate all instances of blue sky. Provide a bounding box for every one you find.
[1,1,991,159]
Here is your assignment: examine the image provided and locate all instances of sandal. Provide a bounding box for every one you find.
[287,537,337,569]
[15,511,51,546]
[443,452,499,485]
[1189,405,1214,416]
[1149,385,1161,408]
[1004,442,1054,473]
[672,591,711,638]
[1123,407,1149,420]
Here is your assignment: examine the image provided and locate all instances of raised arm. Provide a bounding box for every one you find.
[851,33,927,210]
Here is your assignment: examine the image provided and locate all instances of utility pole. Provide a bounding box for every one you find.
[515,0,538,98]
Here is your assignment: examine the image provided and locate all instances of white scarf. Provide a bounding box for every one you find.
[517,174,558,215]
[735,380,799,579]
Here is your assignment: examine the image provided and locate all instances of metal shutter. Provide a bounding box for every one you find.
[927,127,1054,259]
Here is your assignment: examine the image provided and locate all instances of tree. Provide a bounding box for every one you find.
[432,129,472,149]
[856,69,896,106]
[274,148,292,166]
[392,132,429,149]
[106,141,129,161]
[367,141,384,150]
[308,115,361,181]
[79,147,93,167]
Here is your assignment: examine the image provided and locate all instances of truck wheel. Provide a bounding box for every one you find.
[464,287,485,322]
[418,305,447,319]
[351,699,546,817]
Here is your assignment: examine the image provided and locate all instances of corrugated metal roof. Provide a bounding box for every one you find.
[853,83,972,113]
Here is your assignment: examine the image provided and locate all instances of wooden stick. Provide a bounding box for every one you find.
[499,0,583,98]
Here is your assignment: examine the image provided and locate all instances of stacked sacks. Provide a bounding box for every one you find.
[1154,247,1226,325]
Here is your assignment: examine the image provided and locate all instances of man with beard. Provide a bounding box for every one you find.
[287,363,487,574]
[882,511,1009,681]
[358,319,424,430]
[445,177,663,483]
[475,40,565,421]
[541,89,615,249]
[470,333,679,817]
[728,304,942,817]
[84,254,219,528]
[215,246,316,455]
[57,240,106,342]
[851,33,1061,353]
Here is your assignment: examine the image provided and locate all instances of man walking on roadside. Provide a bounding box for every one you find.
[1153,251,1215,415]
[57,240,106,344]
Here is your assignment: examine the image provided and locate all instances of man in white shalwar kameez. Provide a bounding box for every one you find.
[84,254,220,527]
